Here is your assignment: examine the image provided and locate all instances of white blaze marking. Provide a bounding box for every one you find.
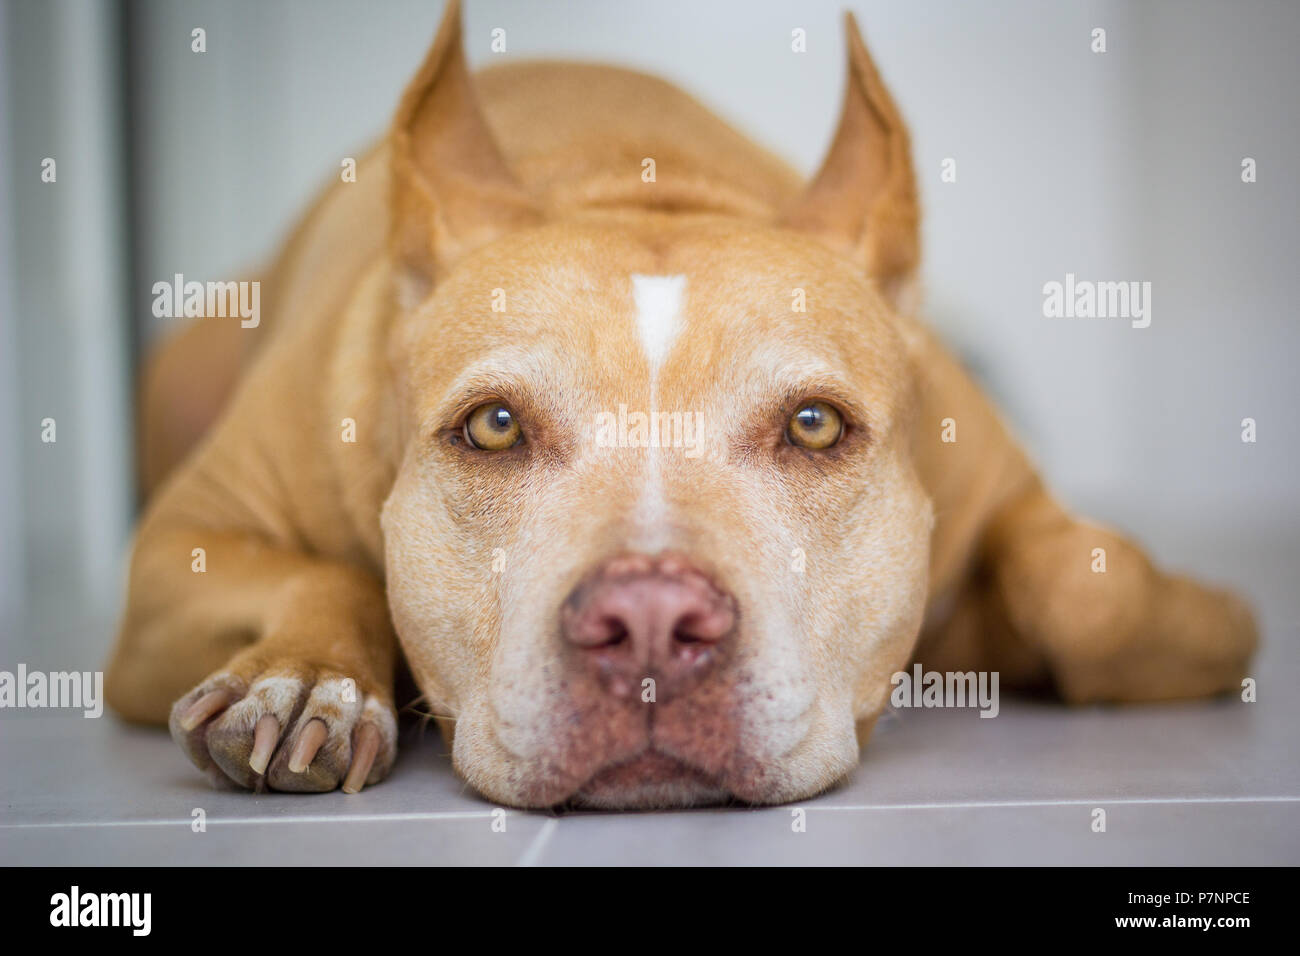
[629,274,686,550]
[631,274,686,376]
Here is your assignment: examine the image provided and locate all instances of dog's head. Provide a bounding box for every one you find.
[379,2,931,807]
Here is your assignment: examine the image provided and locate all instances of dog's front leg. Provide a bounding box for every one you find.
[106,522,398,793]
[977,485,1258,703]
[907,320,1257,703]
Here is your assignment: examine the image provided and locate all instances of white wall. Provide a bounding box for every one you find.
[1124,0,1300,528]
[0,0,21,633]
[1,0,132,643]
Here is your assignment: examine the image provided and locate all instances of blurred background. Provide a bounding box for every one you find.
[2,0,1298,662]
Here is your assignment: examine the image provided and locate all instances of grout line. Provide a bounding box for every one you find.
[516,817,559,867]
[0,810,497,829]
[810,796,1300,811]
[2,796,1296,831]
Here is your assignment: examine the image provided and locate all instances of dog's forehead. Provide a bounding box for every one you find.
[414,220,907,409]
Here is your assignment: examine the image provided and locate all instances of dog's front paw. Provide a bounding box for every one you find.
[168,663,397,793]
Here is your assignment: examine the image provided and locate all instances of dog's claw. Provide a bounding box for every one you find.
[169,667,398,793]
[249,714,279,775]
[343,722,382,793]
[288,718,329,773]
[179,689,231,731]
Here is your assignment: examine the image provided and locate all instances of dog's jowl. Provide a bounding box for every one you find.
[105,0,1256,808]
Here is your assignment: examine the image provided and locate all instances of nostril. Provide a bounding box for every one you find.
[563,602,633,649]
[672,602,736,646]
[602,621,629,648]
[579,614,629,649]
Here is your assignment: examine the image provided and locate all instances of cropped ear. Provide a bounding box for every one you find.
[781,13,919,303]
[389,0,539,301]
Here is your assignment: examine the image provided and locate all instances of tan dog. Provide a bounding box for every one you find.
[106,2,1257,808]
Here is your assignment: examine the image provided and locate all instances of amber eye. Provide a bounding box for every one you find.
[786,401,844,450]
[464,402,522,450]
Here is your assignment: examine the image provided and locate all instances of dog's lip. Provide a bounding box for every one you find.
[575,748,724,799]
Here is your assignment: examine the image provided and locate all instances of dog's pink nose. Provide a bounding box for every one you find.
[561,555,736,699]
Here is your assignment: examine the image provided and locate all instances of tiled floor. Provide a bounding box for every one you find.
[3,521,1297,865]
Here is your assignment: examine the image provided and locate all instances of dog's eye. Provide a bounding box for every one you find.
[786,401,844,450]
[464,402,522,451]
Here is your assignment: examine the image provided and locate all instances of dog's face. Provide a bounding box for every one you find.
[381,217,932,806]
[377,3,928,807]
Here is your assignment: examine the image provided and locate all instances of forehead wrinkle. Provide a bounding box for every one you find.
[656,331,900,438]
[422,340,572,425]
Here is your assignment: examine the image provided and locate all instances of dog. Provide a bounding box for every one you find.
[105,1,1257,808]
